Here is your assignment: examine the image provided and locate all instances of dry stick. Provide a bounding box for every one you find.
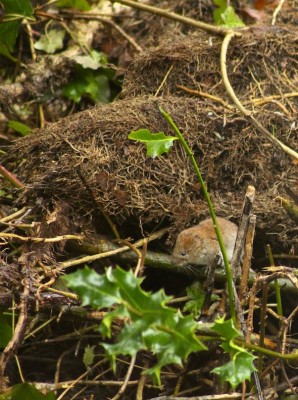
[113,0,242,36]
[231,185,255,281]
[220,32,298,160]
[229,187,263,400]
[0,277,30,380]
[57,227,169,270]
[0,232,84,243]
[61,11,143,53]
[239,215,256,301]
[271,0,286,25]
[113,238,143,276]
[257,282,269,373]
[111,354,136,400]
[0,207,28,223]
[155,65,174,97]
[176,84,235,111]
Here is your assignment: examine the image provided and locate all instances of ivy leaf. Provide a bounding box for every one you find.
[212,351,256,388]
[128,129,178,158]
[34,29,65,54]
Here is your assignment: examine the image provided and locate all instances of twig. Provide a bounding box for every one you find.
[0,164,25,189]
[113,238,143,276]
[57,227,169,270]
[112,0,243,36]
[220,32,298,160]
[0,207,28,223]
[111,354,136,400]
[271,0,286,25]
[231,185,255,281]
[239,215,256,301]
[61,11,143,53]
[155,65,173,97]
[0,279,30,380]
[0,232,84,243]
[176,84,235,111]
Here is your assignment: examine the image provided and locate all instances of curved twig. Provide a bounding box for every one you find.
[220,32,298,160]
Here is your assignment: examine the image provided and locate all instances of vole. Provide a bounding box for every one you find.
[171,217,238,267]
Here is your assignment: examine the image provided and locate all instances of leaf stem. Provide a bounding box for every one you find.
[159,107,236,323]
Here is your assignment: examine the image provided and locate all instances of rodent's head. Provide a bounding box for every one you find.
[171,228,203,266]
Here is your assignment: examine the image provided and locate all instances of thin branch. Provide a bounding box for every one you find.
[220,32,298,160]
[113,0,243,36]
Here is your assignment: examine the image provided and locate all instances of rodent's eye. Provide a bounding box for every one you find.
[180,251,187,257]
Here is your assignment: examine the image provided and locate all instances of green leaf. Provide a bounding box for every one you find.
[213,0,226,6]
[73,50,107,70]
[219,6,245,27]
[62,68,111,103]
[0,0,35,57]
[0,21,20,54]
[128,129,178,158]
[83,344,95,368]
[212,316,241,342]
[2,0,34,15]
[64,266,122,308]
[0,311,12,348]
[34,29,65,54]
[213,4,245,28]
[212,351,256,389]
[56,0,91,11]
[66,266,206,385]
[8,120,31,136]
[183,282,206,317]
[211,317,256,388]
[0,383,56,400]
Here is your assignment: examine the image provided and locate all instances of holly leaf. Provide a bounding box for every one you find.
[128,129,178,158]
[65,266,206,385]
[212,351,256,388]
[0,383,55,400]
[212,316,241,342]
[64,266,122,308]
[34,29,65,54]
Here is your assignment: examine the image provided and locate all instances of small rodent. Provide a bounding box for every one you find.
[172,217,238,267]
